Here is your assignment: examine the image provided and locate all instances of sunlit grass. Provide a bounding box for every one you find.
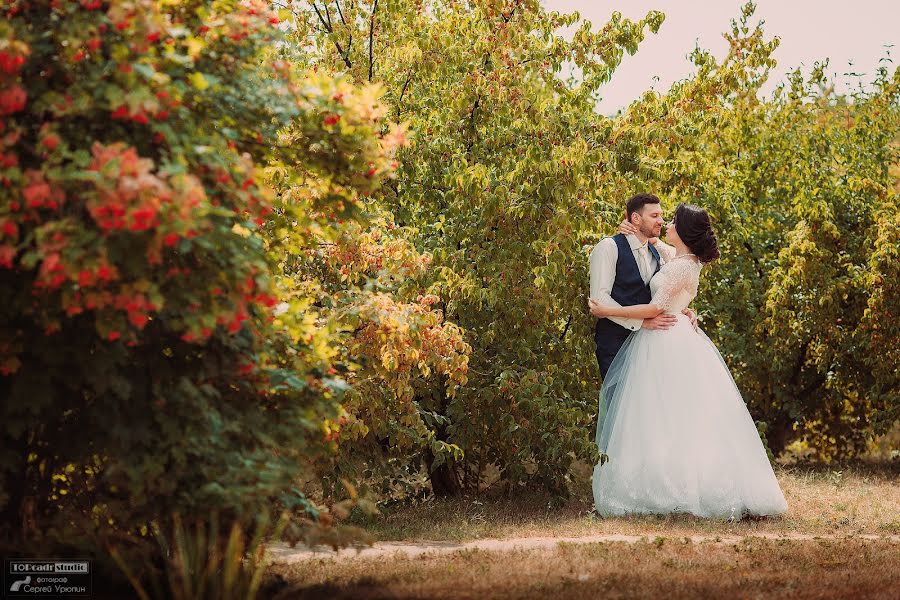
[268,536,900,599]
[348,463,899,541]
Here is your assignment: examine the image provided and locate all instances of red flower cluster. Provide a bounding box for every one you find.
[23,170,65,210]
[0,50,26,75]
[86,143,166,232]
[0,85,26,115]
[0,41,28,117]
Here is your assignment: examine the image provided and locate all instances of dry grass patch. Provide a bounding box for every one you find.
[266,537,899,599]
[350,464,899,541]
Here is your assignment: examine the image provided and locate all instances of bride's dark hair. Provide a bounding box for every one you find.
[673,203,720,264]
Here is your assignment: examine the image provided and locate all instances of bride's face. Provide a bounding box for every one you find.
[665,219,681,244]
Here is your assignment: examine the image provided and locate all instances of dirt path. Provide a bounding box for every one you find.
[268,532,900,563]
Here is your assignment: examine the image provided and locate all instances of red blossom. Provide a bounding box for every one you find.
[0,244,15,268]
[256,293,278,307]
[163,232,179,247]
[111,105,129,119]
[0,51,26,75]
[23,173,63,209]
[0,85,27,115]
[42,134,60,151]
[107,330,121,341]
[128,312,149,329]
[237,362,254,375]
[1,220,17,239]
[97,264,114,281]
[78,269,94,287]
[86,38,102,52]
[323,114,340,126]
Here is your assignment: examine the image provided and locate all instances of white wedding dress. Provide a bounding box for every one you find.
[592,256,788,519]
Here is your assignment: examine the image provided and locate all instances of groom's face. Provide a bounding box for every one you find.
[633,203,664,238]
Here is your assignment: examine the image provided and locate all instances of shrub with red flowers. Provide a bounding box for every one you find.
[0,0,403,581]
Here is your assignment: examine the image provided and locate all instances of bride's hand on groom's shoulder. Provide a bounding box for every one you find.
[617,220,659,245]
[617,220,637,237]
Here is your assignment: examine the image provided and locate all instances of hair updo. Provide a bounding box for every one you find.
[673,203,720,264]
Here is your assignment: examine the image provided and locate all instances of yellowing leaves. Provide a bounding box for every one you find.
[189,72,209,91]
[184,36,206,59]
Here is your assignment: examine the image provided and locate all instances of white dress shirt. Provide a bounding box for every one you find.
[589,234,671,331]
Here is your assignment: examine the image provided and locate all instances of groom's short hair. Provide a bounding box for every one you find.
[626,193,661,219]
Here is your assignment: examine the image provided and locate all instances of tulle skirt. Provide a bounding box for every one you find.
[592,314,788,519]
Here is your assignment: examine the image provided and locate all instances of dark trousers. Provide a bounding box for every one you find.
[594,321,633,380]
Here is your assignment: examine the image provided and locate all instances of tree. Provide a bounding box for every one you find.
[0,0,402,582]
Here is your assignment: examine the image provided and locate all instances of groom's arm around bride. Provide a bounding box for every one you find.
[588,238,677,332]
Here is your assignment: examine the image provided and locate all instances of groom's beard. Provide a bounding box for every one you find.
[640,224,660,238]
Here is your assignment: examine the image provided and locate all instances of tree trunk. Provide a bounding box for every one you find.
[765,416,794,458]
[428,460,462,497]
[0,436,29,545]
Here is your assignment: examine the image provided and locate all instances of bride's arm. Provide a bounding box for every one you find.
[589,298,664,319]
[651,239,676,261]
[616,220,675,260]
[589,263,690,320]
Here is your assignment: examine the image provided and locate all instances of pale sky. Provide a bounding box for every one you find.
[544,0,900,114]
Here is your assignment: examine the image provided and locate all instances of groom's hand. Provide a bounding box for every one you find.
[642,314,677,330]
[682,308,699,331]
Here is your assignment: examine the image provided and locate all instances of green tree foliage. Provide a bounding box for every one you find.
[293,0,898,495]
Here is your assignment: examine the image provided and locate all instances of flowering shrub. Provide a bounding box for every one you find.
[0,0,403,578]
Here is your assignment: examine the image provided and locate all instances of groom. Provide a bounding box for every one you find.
[588,193,693,378]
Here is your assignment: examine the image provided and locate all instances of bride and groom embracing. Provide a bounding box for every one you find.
[587,193,788,519]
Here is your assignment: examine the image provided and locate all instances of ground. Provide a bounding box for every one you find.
[264,463,900,599]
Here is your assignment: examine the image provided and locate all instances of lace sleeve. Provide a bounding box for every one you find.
[654,240,677,262]
[651,260,699,312]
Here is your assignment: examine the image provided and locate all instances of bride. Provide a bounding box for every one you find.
[587,203,787,519]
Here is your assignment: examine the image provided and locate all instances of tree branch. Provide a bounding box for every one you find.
[395,68,413,120]
[311,1,353,69]
[501,0,522,23]
[311,1,331,32]
[465,95,481,153]
[334,0,353,61]
[558,315,572,342]
[368,0,379,81]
